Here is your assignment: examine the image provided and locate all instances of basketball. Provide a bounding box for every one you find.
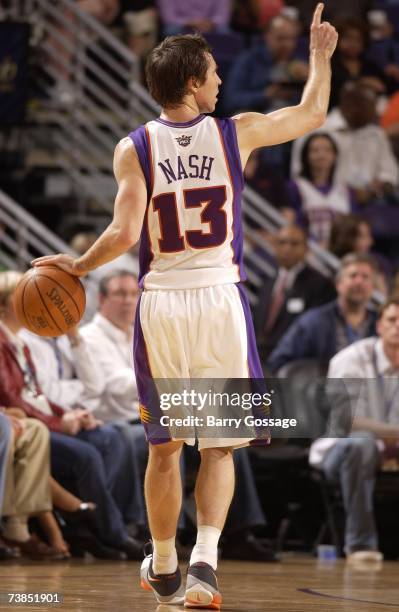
[12,266,86,337]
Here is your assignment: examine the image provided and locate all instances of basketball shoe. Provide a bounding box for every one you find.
[184,562,222,610]
[140,543,185,605]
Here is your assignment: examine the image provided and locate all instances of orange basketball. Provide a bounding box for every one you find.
[13,266,86,337]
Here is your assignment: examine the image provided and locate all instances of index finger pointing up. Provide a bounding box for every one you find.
[311,2,324,27]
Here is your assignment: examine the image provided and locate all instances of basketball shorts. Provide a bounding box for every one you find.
[133,283,268,449]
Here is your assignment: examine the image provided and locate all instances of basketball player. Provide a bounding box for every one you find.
[33,4,337,608]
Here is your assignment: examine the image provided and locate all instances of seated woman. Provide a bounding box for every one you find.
[329,213,393,296]
[287,133,354,246]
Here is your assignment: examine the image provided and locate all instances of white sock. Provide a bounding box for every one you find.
[152,536,178,575]
[190,525,221,571]
[3,516,30,543]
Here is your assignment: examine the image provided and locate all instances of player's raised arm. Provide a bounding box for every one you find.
[32,138,147,276]
[235,3,338,167]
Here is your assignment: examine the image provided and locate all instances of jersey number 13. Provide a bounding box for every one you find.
[153,185,227,253]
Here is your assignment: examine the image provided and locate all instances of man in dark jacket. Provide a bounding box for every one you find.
[267,253,378,373]
[223,14,308,114]
[254,224,336,361]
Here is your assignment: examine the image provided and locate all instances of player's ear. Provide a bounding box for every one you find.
[187,75,200,93]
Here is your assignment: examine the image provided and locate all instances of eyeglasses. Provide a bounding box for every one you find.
[107,290,139,299]
[277,239,305,247]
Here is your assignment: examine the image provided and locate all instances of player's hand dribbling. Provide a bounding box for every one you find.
[309,3,338,59]
[31,254,87,277]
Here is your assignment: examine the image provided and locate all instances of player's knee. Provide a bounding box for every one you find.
[148,440,183,465]
[200,446,234,462]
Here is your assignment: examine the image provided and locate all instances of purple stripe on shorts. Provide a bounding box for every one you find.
[236,283,270,446]
[129,125,154,287]
[133,296,172,445]
[236,282,264,379]
[155,115,206,128]
[215,118,246,281]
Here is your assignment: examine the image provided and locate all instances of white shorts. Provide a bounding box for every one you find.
[133,283,267,449]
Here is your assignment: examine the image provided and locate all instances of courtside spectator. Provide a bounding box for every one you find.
[253,225,336,361]
[291,82,398,205]
[0,271,142,559]
[0,414,19,560]
[329,214,393,295]
[19,325,147,531]
[310,298,399,562]
[267,253,378,373]
[1,408,70,559]
[287,132,352,245]
[224,14,308,114]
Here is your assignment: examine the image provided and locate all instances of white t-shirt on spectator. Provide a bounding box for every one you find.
[290,108,398,189]
[18,329,103,412]
[80,313,139,422]
[309,337,398,466]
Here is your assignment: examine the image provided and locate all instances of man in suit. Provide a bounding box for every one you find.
[267,252,378,373]
[254,224,336,361]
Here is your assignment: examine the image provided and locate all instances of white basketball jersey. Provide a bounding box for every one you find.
[295,177,351,243]
[130,115,245,290]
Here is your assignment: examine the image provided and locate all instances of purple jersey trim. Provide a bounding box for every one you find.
[133,296,172,445]
[155,114,206,128]
[215,117,246,281]
[129,125,151,195]
[129,125,154,288]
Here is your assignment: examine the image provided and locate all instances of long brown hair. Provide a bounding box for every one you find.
[329,214,371,258]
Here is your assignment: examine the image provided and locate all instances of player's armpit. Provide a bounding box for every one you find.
[234,107,325,168]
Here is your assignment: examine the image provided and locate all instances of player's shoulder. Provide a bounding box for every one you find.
[114,136,139,168]
[232,111,266,129]
[115,136,136,155]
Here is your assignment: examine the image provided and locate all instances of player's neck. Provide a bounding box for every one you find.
[161,100,201,124]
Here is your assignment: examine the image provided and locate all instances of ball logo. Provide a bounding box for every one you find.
[175,135,192,147]
[46,287,75,327]
[31,315,49,330]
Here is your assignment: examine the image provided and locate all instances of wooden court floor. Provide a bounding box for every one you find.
[0,556,398,612]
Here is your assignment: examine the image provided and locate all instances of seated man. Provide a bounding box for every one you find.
[19,325,146,532]
[253,224,336,361]
[81,270,276,560]
[0,409,69,559]
[0,271,141,559]
[224,14,308,114]
[0,413,18,560]
[267,253,378,373]
[310,297,399,562]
